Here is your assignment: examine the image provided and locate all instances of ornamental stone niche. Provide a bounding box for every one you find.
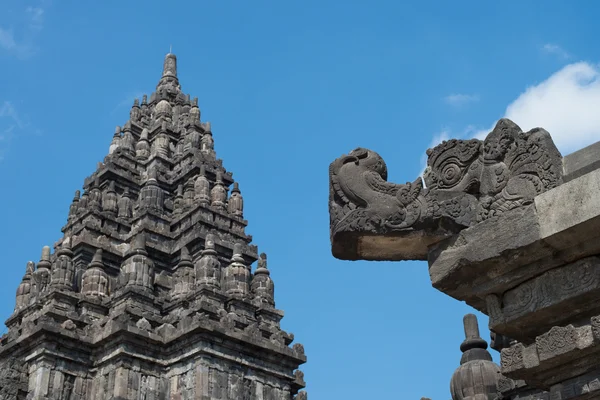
[0,53,306,400]
[329,119,600,399]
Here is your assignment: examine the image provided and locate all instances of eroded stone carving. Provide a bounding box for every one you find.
[0,52,306,400]
[329,118,563,260]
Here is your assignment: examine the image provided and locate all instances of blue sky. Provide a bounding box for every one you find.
[1,1,600,399]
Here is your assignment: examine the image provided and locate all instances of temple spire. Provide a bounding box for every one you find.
[157,52,179,88]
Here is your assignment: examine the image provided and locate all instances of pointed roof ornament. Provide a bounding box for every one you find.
[25,261,35,276]
[147,165,159,183]
[255,253,270,276]
[56,236,73,257]
[459,313,490,362]
[178,246,193,268]
[232,243,245,264]
[450,314,500,400]
[38,246,52,270]
[158,52,179,87]
[130,232,148,257]
[89,248,104,269]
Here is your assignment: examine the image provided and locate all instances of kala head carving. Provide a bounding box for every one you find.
[329,118,563,261]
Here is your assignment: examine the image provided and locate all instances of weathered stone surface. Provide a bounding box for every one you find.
[449,314,500,400]
[535,167,600,252]
[329,118,563,261]
[501,316,600,390]
[0,53,306,400]
[426,166,600,322]
[562,140,600,182]
[490,256,600,341]
[328,119,600,399]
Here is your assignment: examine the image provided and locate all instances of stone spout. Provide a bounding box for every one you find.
[329,119,563,261]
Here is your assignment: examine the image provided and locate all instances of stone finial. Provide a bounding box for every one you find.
[121,233,154,290]
[189,100,200,125]
[228,182,244,218]
[180,246,192,265]
[51,240,75,291]
[173,184,184,217]
[117,187,132,219]
[295,391,307,400]
[68,190,80,220]
[102,181,118,215]
[15,261,35,310]
[133,98,140,107]
[201,129,214,153]
[224,243,250,298]
[210,171,227,211]
[140,166,164,213]
[450,314,500,400]
[147,166,158,183]
[38,246,52,270]
[205,233,216,250]
[194,165,210,206]
[82,248,109,297]
[459,314,489,362]
[233,243,243,261]
[78,190,89,210]
[89,177,102,211]
[142,94,148,105]
[251,252,274,306]
[152,129,171,159]
[26,260,35,275]
[162,53,178,79]
[136,128,150,160]
[120,123,135,155]
[91,248,103,267]
[132,233,147,255]
[195,233,221,289]
[109,127,121,155]
[173,246,194,299]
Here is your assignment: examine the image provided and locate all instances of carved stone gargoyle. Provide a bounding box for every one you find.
[329,118,563,261]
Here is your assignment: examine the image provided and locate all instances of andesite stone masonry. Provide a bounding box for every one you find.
[0,53,307,400]
[329,119,600,399]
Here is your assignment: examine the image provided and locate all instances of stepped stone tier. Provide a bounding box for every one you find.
[0,53,307,400]
[329,119,600,399]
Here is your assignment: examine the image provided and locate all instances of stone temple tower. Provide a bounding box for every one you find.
[0,53,307,400]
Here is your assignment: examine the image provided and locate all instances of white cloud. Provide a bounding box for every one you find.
[0,101,22,161]
[542,43,570,60]
[433,62,600,156]
[444,93,480,107]
[0,101,37,162]
[0,3,46,58]
[0,27,17,50]
[26,6,44,31]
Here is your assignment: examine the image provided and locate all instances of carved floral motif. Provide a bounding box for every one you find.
[329,118,563,260]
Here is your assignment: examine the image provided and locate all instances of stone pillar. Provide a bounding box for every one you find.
[194,364,210,400]
[113,367,129,399]
[29,360,52,399]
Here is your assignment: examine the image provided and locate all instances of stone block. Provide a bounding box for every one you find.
[500,317,600,389]
[490,256,600,341]
[536,167,600,252]
[562,140,600,182]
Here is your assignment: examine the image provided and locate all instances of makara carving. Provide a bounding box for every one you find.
[329,118,563,260]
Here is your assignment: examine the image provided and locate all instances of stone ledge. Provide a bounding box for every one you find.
[489,256,600,342]
[500,316,600,389]
[428,167,600,316]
